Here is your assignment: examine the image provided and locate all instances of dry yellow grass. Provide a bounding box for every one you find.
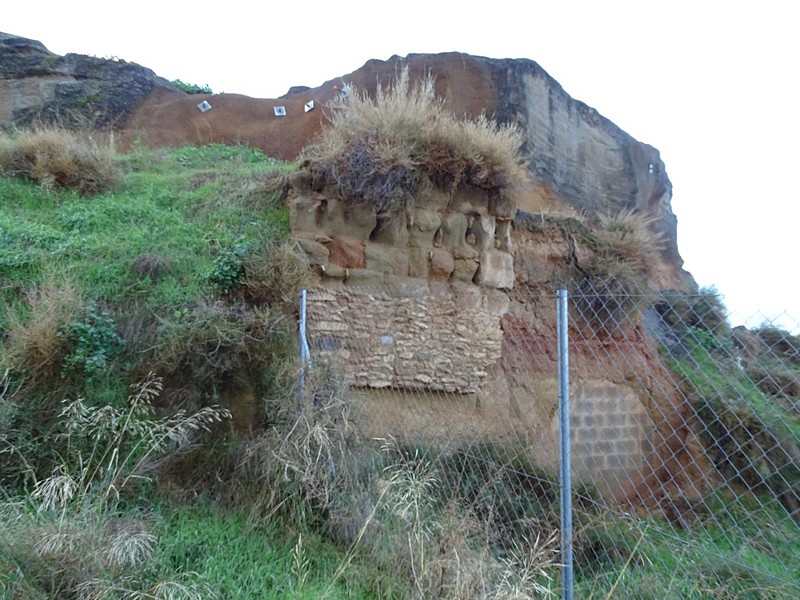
[300,67,526,218]
[595,208,666,277]
[0,126,121,194]
[4,277,83,388]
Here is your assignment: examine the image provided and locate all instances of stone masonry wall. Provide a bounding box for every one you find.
[567,381,654,490]
[307,284,509,393]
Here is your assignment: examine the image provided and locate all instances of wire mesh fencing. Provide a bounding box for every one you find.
[298,280,799,599]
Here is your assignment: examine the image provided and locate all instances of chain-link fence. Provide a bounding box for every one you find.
[298,280,799,599]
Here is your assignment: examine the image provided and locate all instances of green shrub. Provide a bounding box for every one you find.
[59,303,125,379]
[208,239,254,293]
[667,326,800,517]
[654,286,730,337]
[148,300,295,385]
[754,326,800,367]
[170,79,214,95]
[0,126,121,194]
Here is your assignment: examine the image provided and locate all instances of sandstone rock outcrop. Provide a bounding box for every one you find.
[1,32,689,287]
[0,32,173,128]
[2,31,703,501]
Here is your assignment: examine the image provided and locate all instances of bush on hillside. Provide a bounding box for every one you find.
[3,278,83,391]
[299,67,526,219]
[593,208,666,279]
[170,79,214,95]
[0,126,121,194]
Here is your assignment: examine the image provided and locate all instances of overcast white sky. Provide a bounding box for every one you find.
[5,1,798,331]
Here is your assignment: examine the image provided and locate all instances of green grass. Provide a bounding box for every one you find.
[665,328,800,506]
[1,143,297,386]
[1,144,292,309]
[150,500,396,599]
[0,140,406,600]
[573,494,800,599]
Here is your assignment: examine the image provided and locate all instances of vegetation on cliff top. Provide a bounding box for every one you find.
[300,68,526,219]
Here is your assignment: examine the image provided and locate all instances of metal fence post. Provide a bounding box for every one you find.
[557,288,573,600]
[298,289,311,404]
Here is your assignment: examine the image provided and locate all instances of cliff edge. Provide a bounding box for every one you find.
[0,33,690,289]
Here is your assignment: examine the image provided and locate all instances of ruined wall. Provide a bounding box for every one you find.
[569,381,655,489]
[290,174,516,289]
[307,284,507,393]
[294,175,515,394]
[291,174,682,497]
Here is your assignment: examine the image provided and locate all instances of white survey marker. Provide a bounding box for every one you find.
[273,106,287,116]
[304,100,315,113]
[197,100,212,112]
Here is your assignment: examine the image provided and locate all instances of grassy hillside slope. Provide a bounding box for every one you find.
[0,133,398,598]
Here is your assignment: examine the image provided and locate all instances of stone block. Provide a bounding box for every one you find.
[440,212,469,248]
[452,256,480,282]
[409,209,440,248]
[494,219,512,252]
[345,268,385,286]
[408,247,430,279]
[474,250,514,289]
[409,227,435,248]
[314,197,377,242]
[452,245,480,260]
[466,215,496,252]
[413,209,441,231]
[365,243,409,276]
[369,215,409,246]
[429,248,454,280]
[289,196,321,234]
[321,263,347,280]
[328,238,365,269]
[294,237,329,266]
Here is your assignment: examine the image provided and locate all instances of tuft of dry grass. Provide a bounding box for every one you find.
[3,277,83,389]
[0,125,121,194]
[561,209,666,332]
[235,356,355,518]
[489,531,560,599]
[147,301,295,384]
[241,240,310,309]
[594,208,666,278]
[300,67,526,218]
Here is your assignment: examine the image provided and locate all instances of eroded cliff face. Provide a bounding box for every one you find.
[1,33,689,285]
[3,31,703,501]
[0,32,173,128]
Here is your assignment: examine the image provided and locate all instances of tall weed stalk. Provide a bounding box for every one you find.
[0,373,230,598]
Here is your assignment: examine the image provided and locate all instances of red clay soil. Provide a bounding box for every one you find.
[119,53,499,160]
